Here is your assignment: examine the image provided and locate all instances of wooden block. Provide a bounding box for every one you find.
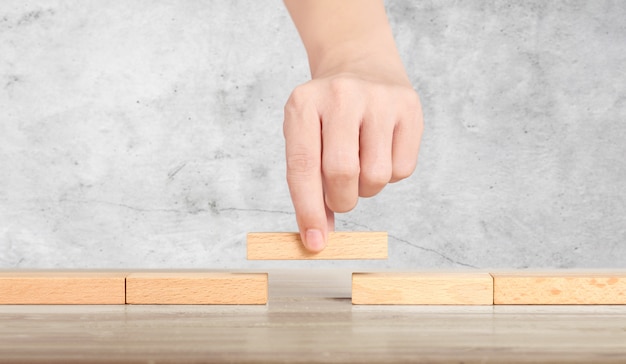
[493,272,626,304]
[126,272,268,304]
[352,272,494,305]
[0,271,126,304]
[247,232,387,260]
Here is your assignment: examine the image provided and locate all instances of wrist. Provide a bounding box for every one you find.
[308,36,412,87]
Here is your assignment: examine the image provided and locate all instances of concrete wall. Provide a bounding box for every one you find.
[1,1,625,269]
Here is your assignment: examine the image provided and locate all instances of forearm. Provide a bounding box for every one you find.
[284,0,410,86]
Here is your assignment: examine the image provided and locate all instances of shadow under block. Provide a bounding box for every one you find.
[492,272,626,304]
[125,272,268,305]
[247,232,387,260]
[0,271,126,304]
[352,272,494,305]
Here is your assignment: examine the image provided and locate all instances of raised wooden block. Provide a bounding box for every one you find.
[247,232,387,260]
[0,271,126,304]
[352,272,494,305]
[493,272,626,304]
[126,272,268,304]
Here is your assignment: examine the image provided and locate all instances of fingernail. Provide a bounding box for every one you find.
[305,229,325,252]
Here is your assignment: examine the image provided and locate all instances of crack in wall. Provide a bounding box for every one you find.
[389,234,478,269]
[59,198,186,214]
[55,198,476,267]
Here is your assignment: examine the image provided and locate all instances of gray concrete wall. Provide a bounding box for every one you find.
[1,1,625,269]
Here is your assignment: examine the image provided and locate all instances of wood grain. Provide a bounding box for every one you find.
[352,272,494,305]
[247,232,387,260]
[126,272,268,304]
[493,272,626,304]
[2,297,626,363]
[0,271,126,304]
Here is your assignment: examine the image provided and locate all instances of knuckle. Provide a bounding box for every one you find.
[328,77,354,94]
[284,84,314,116]
[326,78,362,106]
[283,84,319,137]
[362,166,391,187]
[286,150,319,180]
[336,203,357,213]
[403,90,424,121]
[392,160,417,181]
[326,196,358,213]
[323,161,360,184]
[404,88,421,106]
[359,167,391,197]
[359,187,381,198]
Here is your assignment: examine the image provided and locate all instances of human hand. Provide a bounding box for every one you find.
[283,73,423,252]
[283,0,423,252]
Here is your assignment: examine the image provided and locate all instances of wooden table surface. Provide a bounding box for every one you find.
[1,270,625,363]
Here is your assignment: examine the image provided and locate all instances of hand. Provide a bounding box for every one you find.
[283,0,423,251]
[283,72,423,252]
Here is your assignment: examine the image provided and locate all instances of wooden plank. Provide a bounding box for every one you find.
[0,271,126,304]
[493,272,626,304]
[352,272,494,305]
[247,232,387,260]
[126,272,268,304]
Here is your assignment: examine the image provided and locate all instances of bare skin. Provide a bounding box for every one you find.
[284,0,424,252]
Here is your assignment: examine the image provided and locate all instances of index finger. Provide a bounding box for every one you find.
[283,89,328,252]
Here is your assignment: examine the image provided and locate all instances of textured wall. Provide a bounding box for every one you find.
[1,1,625,269]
